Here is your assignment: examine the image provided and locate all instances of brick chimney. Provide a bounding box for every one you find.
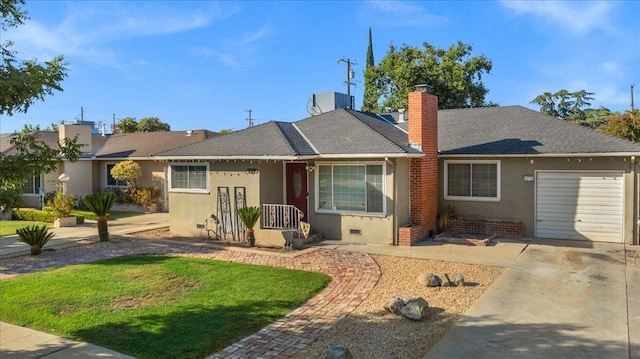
[398,85,438,245]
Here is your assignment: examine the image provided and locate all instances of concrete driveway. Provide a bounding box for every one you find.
[424,238,634,359]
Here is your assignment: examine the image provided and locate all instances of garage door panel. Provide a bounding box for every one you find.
[536,171,623,243]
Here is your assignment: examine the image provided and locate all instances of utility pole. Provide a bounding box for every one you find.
[245,109,253,128]
[337,57,356,97]
[80,106,84,123]
[113,113,117,133]
[631,84,635,111]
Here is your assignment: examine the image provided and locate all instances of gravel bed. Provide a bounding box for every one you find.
[292,255,504,359]
[0,236,505,358]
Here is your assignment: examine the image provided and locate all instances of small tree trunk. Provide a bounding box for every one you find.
[30,245,41,255]
[97,216,109,242]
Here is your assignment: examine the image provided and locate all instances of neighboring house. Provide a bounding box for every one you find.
[155,89,640,246]
[1,125,216,211]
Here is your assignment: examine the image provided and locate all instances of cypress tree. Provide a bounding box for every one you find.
[362,27,379,112]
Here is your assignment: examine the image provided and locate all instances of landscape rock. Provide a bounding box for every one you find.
[437,273,451,287]
[325,346,353,359]
[418,272,441,287]
[400,297,429,320]
[404,297,428,308]
[450,273,465,287]
[383,297,405,314]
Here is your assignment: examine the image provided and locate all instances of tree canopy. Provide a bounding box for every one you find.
[0,133,82,210]
[0,0,81,211]
[530,89,597,122]
[115,117,170,133]
[366,41,493,111]
[599,110,640,143]
[1,0,68,116]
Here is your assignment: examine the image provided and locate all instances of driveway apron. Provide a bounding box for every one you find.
[424,238,629,359]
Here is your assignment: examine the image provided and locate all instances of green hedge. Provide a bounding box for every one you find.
[13,209,85,224]
[12,209,56,223]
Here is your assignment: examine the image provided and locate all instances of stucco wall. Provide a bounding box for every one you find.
[438,156,637,244]
[169,161,266,238]
[61,160,93,197]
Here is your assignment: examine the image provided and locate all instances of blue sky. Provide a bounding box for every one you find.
[2,0,639,134]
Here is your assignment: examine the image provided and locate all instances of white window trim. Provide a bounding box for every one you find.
[314,161,387,215]
[105,163,128,188]
[23,175,42,196]
[444,160,501,202]
[168,162,210,194]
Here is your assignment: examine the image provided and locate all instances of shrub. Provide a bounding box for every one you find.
[16,225,55,255]
[12,208,56,223]
[110,160,142,187]
[48,191,76,218]
[104,186,161,208]
[135,187,161,208]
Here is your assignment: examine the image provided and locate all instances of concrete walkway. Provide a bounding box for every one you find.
[424,238,633,359]
[0,322,134,358]
[0,212,169,257]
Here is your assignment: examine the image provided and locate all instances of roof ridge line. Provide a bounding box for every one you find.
[291,123,319,155]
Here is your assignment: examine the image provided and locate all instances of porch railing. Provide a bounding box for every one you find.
[261,204,304,230]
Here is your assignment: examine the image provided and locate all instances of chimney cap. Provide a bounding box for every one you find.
[414,84,433,93]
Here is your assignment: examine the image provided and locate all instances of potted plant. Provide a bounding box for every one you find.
[16,225,55,255]
[49,191,77,227]
[237,206,261,247]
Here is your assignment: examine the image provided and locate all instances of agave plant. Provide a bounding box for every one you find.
[83,192,116,242]
[237,206,261,247]
[16,225,55,255]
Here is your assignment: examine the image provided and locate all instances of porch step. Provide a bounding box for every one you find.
[286,230,322,249]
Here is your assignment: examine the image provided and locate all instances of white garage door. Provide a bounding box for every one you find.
[536,171,623,243]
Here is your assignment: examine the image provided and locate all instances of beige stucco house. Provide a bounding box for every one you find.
[1,125,216,211]
[156,89,640,246]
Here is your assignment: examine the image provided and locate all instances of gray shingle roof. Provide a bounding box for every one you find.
[156,105,640,160]
[295,109,419,155]
[157,109,419,159]
[95,130,216,158]
[0,131,109,156]
[156,122,315,157]
[436,106,640,155]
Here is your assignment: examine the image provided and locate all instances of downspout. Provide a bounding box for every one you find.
[635,156,639,245]
[392,159,398,246]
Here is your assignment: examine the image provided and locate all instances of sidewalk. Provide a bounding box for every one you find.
[0,322,135,358]
[0,212,169,257]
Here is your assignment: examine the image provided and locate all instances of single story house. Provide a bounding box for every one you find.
[1,125,216,210]
[154,88,640,246]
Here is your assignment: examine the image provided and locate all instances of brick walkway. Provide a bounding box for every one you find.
[0,239,381,358]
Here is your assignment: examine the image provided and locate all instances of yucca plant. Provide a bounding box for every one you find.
[237,206,261,247]
[16,225,55,255]
[83,192,116,242]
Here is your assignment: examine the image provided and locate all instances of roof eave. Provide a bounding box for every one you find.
[439,152,640,158]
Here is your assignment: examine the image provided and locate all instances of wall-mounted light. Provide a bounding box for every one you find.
[305,165,316,172]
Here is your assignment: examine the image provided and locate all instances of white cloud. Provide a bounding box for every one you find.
[358,0,449,27]
[196,49,239,67]
[239,25,275,46]
[5,2,241,68]
[499,1,614,35]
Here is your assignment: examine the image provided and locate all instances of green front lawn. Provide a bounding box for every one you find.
[0,220,51,237]
[0,255,331,359]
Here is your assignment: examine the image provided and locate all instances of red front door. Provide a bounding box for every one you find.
[286,163,308,221]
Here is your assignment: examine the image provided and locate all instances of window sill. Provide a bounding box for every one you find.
[168,189,210,194]
[444,196,500,202]
[315,209,387,218]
